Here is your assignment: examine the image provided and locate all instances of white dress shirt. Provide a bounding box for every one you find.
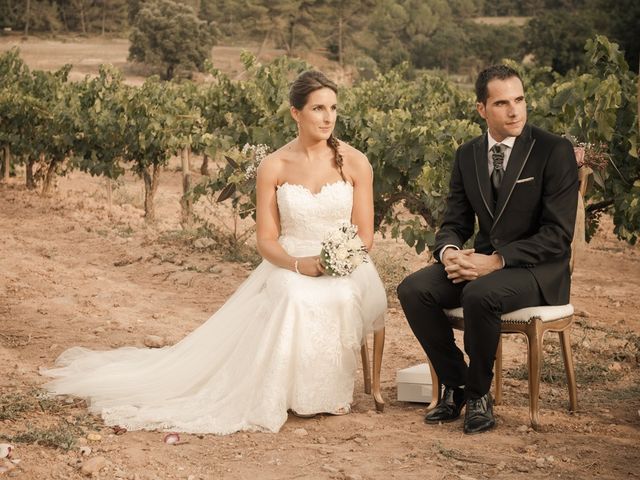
[438,131,516,264]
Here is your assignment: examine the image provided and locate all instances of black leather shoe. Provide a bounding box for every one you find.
[463,393,496,434]
[424,386,465,423]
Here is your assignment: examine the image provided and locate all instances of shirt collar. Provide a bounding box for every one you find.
[487,132,516,151]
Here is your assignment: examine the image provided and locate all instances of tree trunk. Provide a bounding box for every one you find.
[142,163,160,222]
[2,145,11,182]
[23,0,31,36]
[26,156,36,189]
[200,153,210,175]
[41,159,58,196]
[105,177,112,210]
[80,2,87,34]
[338,14,344,68]
[256,30,270,61]
[180,147,193,228]
[101,0,106,35]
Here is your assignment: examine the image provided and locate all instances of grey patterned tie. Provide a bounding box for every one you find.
[491,144,505,194]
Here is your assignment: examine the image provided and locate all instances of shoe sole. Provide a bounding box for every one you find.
[424,414,462,424]
[463,421,496,434]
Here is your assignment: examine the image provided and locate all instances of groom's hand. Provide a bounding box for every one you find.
[442,248,478,283]
[466,253,504,278]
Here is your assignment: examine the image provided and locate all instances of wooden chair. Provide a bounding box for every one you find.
[426,165,591,428]
[361,328,385,411]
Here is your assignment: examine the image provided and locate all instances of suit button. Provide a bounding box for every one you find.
[493,238,500,245]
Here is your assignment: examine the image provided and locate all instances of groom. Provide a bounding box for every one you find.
[397,65,578,434]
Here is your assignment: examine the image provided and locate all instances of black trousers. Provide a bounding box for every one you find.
[397,263,543,400]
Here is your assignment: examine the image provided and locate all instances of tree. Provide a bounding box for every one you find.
[526,11,593,74]
[129,0,216,80]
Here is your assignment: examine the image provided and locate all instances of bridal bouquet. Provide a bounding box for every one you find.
[320,223,368,276]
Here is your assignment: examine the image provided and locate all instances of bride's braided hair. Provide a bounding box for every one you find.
[289,70,345,181]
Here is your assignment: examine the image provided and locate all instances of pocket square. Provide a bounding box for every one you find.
[516,176,535,184]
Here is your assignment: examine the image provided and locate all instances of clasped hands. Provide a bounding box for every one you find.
[441,248,503,284]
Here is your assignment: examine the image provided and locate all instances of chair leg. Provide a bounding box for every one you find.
[559,327,578,412]
[526,321,544,429]
[494,336,503,405]
[372,328,385,412]
[361,338,372,395]
[426,357,440,411]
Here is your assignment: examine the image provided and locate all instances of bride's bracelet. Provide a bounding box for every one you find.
[293,259,300,274]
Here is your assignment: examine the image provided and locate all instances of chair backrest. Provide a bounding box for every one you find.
[569,165,593,274]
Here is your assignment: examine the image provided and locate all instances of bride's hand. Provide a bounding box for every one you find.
[295,256,324,277]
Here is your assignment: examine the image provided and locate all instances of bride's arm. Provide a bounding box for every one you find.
[255,156,323,276]
[348,150,375,251]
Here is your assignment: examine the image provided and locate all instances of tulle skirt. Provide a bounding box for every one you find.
[42,240,386,434]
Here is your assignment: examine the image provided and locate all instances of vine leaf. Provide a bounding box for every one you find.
[224,155,238,168]
[217,183,236,202]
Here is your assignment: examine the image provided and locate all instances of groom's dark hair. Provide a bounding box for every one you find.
[475,65,523,104]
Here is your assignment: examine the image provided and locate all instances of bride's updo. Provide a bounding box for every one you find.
[289,70,345,180]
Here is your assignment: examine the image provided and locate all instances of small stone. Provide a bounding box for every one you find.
[345,474,363,480]
[93,327,105,334]
[79,446,92,456]
[535,458,546,468]
[293,428,308,437]
[574,309,591,318]
[80,456,106,476]
[516,425,529,433]
[496,462,506,471]
[458,475,478,480]
[321,464,340,474]
[608,362,622,372]
[516,465,529,473]
[86,433,102,442]
[316,436,327,444]
[546,456,555,463]
[143,335,165,348]
[0,459,16,473]
[194,238,215,249]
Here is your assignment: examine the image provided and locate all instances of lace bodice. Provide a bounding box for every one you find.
[276,181,353,254]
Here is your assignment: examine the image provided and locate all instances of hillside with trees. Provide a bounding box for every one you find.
[0,0,637,76]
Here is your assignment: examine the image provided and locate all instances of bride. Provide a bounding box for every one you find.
[42,70,387,435]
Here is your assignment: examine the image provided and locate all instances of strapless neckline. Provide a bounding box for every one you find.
[277,180,353,196]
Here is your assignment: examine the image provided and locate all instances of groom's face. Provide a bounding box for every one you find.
[476,76,527,142]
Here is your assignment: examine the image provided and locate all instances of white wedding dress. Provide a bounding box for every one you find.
[42,181,387,434]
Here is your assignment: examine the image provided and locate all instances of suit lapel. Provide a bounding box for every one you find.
[493,124,535,227]
[473,135,494,219]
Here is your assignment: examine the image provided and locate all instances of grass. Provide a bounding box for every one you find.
[158,222,262,268]
[370,248,411,302]
[0,388,68,421]
[2,422,82,451]
[0,388,102,450]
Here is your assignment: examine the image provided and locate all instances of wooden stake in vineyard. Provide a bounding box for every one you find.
[1,146,9,182]
[180,146,193,228]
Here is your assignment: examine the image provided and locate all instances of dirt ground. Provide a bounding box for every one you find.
[1,158,639,480]
[1,36,639,480]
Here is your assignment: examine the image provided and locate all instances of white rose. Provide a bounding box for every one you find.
[334,246,349,261]
[347,237,363,251]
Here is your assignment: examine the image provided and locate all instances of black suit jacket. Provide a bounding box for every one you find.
[434,124,579,305]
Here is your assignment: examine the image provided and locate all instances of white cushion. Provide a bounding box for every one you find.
[444,304,574,323]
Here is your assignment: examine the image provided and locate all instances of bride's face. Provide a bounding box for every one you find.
[292,87,337,142]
